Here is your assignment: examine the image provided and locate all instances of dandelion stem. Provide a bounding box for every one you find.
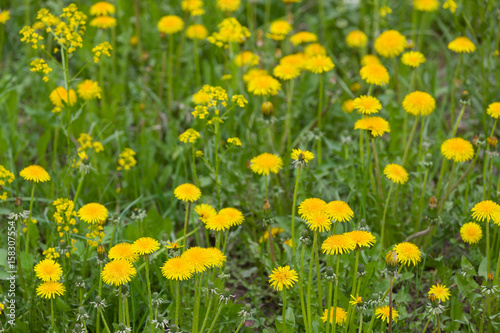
[325,275,333,333]
[25,182,35,254]
[99,308,112,333]
[145,259,155,333]
[315,233,323,316]
[193,40,201,87]
[415,167,429,232]
[388,277,393,333]
[192,274,202,333]
[207,302,223,333]
[215,121,221,208]
[290,167,301,256]
[317,74,324,165]
[73,172,85,204]
[359,130,365,171]
[402,116,420,167]
[379,183,394,257]
[299,245,308,332]
[438,161,456,214]
[118,286,123,324]
[450,54,462,122]
[371,138,383,199]
[168,34,174,111]
[486,220,491,276]
[282,288,287,333]
[421,316,431,333]
[358,312,363,333]
[235,316,246,333]
[306,232,317,332]
[51,298,55,332]
[183,202,192,249]
[191,143,200,187]
[331,255,340,333]
[175,280,180,325]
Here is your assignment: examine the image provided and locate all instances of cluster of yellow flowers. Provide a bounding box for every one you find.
[207,18,250,48]
[179,129,201,143]
[29,59,52,82]
[42,247,60,260]
[71,133,104,168]
[117,148,137,171]
[0,165,15,201]
[92,41,113,63]
[52,198,79,255]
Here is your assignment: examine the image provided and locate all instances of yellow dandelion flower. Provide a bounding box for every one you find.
[374,30,406,58]
[304,43,327,56]
[101,259,137,286]
[414,0,439,11]
[259,227,284,243]
[182,247,211,273]
[471,200,500,222]
[186,24,208,40]
[77,79,102,100]
[360,63,390,86]
[108,243,138,263]
[166,241,183,249]
[181,0,205,16]
[158,15,184,34]
[448,37,476,53]
[20,165,50,183]
[36,281,65,299]
[321,307,347,326]
[205,213,232,231]
[429,284,451,302]
[345,230,376,248]
[78,203,108,224]
[307,55,335,74]
[291,149,314,164]
[487,102,500,119]
[375,305,398,323]
[219,207,244,227]
[234,51,259,67]
[205,247,226,268]
[440,138,474,162]
[268,266,298,291]
[349,295,363,306]
[290,31,317,46]
[49,87,77,107]
[384,164,409,184]
[247,74,282,96]
[342,99,355,113]
[354,116,390,137]
[90,2,116,16]
[393,242,421,266]
[273,63,301,80]
[174,183,201,202]
[379,6,392,17]
[361,55,381,66]
[401,51,426,68]
[216,0,240,13]
[34,259,62,282]
[402,91,435,116]
[90,16,117,29]
[322,234,356,255]
[161,257,194,280]
[299,198,327,220]
[305,213,332,233]
[324,201,354,222]
[195,204,217,222]
[280,53,308,69]
[353,95,382,115]
[0,10,10,24]
[267,20,292,41]
[243,68,268,83]
[460,222,482,244]
[346,30,368,48]
[250,153,283,175]
[131,237,160,255]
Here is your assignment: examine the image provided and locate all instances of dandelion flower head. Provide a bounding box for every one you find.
[374,30,406,58]
[268,265,298,291]
[460,222,482,244]
[36,281,65,299]
[131,237,160,255]
[322,234,356,255]
[384,164,409,184]
[346,30,368,48]
[250,153,283,175]
[101,259,137,286]
[20,165,51,183]
[78,203,108,224]
[353,95,382,115]
[161,257,194,281]
[321,307,347,326]
[440,138,474,162]
[174,183,201,202]
[324,201,354,222]
[393,242,421,266]
[448,36,476,53]
[428,283,451,302]
[403,91,435,116]
[360,63,390,86]
[34,259,63,282]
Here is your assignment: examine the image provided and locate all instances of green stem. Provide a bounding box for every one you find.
[359,130,365,171]
[494,245,500,285]
[299,245,308,332]
[215,121,221,208]
[283,288,287,333]
[168,34,174,111]
[326,279,333,333]
[145,259,155,333]
[194,40,201,87]
[331,255,340,333]
[207,302,223,333]
[291,167,301,256]
[438,161,456,215]
[451,105,466,138]
[402,116,420,167]
[192,274,202,333]
[99,309,112,333]
[415,168,429,232]
[315,232,323,316]
[73,173,85,204]
[317,74,324,165]
[371,138,383,199]
[183,202,192,249]
[358,312,363,333]
[51,298,55,332]
[25,182,36,254]
[306,232,318,332]
[486,220,490,276]
[450,54,462,122]
[379,183,394,257]
[175,280,180,325]
[421,316,431,333]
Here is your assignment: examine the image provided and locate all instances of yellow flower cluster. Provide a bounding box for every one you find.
[207,18,250,48]
[179,129,201,143]
[0,165,15,201]
[52,198,78,255]
[29,59,52,82]
[0,10,10,24]
[77,80,102,100]
[231,94,248,107]
[192,105,209,119]
[227,137,242,146]
[193,85,228,108]
[117,148,137,171]
[92,42,112,63]
[19,26,44,49]
[42,247,60,260]
[72,133,104,168]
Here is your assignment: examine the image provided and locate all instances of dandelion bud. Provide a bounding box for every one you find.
[263,199,271,211]
[261,101,274,115]
[78,306,86,315]
[97,243,106,258]
[428,294,437,302]
[256,29,264,47]
[487,272,494,282]
[170,324,181,332]
[385,250,398,267]
[429,196,438,209]
[487,136,497,148]
[157,314,164,322]
[459,90,471,106]
[326,266,334,276]
[244,303,252,312]
[15,197,22,206]
[208,281,215,289]
[95,296,102,303]
[73,324,84,333]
